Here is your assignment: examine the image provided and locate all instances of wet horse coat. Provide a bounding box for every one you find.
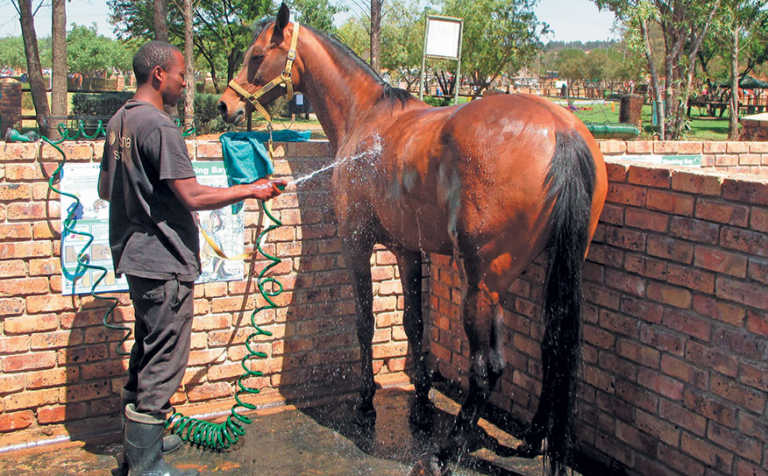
[219,6,608,472]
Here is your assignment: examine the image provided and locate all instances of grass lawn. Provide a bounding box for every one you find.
[565,99,731,141]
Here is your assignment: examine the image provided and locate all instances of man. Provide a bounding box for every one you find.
[98,41,285,476]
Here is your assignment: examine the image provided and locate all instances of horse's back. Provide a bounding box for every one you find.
[341,93,606,275]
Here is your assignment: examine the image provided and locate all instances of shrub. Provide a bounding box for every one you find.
[71,92,133,118]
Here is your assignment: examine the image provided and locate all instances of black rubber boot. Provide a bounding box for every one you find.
[122,390,182,454]
[124,403,198,476]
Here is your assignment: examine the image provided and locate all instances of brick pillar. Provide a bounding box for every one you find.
[0,78,22,137]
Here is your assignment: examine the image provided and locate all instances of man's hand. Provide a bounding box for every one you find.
[249,178,287,201]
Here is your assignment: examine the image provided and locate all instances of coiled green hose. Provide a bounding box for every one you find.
[41,133,130,356]
[165,206,280,449]
[43,119,272,451]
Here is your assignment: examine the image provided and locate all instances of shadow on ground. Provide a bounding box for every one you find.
[0,387,544,476]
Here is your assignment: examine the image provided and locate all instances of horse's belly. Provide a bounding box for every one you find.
[376,201,453,253]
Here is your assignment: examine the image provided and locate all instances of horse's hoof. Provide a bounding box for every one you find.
[409,398,435,432]
[409,454,448,476]
[514,439,542,458]
[516,424,544,458]
[353,401,376,427]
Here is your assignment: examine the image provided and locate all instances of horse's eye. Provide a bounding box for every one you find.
[251,55,264,65]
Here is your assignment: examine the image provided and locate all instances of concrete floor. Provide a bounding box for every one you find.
[0,388,545,476]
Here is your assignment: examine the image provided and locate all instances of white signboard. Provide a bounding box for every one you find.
[60,161,244,295]
[425,16,462,59]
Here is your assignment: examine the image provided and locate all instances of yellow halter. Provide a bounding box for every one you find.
[227,22,301,125]
[207,23,301,262]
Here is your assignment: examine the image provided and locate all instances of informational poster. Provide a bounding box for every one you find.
[60,161,244,295]
[59,162,126,295]
[193,162,245,284]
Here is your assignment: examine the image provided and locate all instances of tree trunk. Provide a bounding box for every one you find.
[183,0,195,130]
[369,0,383,73]
[19,0,51,137]
[729,25,740,139]
[226,49,244,86]
[641,18,664,140]
[51,0,67,140]
[154,0,169,42]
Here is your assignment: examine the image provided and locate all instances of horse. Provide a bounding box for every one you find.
[218,5,608,474]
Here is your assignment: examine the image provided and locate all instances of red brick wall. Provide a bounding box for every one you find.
[429,155,768,475]
[0,140,408,449]
[599,139,768,176]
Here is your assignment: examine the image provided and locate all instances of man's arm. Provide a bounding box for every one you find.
[168,177,286,211]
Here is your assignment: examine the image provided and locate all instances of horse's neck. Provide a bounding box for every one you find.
[298,31,385,151]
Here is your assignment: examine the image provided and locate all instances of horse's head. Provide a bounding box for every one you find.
[218,3,301,124]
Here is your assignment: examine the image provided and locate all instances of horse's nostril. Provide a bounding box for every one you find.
[217,101,227,116]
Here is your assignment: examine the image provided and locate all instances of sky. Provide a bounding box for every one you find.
[0,0,619,44]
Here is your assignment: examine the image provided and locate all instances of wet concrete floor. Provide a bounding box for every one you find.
[0,387,545,476]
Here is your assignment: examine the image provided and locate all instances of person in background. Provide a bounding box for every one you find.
[98,40,285,476]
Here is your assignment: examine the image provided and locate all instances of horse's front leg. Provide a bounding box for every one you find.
[393,247,433,430]
[341,236,377,426]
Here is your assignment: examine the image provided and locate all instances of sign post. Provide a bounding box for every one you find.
[419,15,463,105]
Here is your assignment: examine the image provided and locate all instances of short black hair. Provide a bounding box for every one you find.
[133,41,181,85]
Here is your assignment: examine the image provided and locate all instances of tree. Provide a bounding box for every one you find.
[51,0,67,138]
[290,0,344,33]
[556,48,587,94]
[155,0,170,41]
[108,0,273,92]
[0,36,30,70]
[12,0,52,136]
[594,0,721,140]
[380,0,424,89]
[370,0,383,72]
[182,0,195,129]
[67,26,133,79]
[707,0,768,138]
[441,0,549,96]
[336,16,370,58]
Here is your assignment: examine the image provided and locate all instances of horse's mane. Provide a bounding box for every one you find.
[251,18,413,107]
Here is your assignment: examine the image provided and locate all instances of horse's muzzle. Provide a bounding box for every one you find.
[218,102,244,124]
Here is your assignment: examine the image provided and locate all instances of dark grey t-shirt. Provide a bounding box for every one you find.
[100,99,200,281]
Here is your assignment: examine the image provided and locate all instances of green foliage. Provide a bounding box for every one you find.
[67,25,135,75]
[0,36,28,69]
[555,49,587,82]
[0,35,51,69]
[107,0,274,89]
[71,91,133,117]
[336,16,370,58]
[289,0,344,33]
[381,0,424,86]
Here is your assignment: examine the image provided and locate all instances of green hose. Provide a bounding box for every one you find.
[41,134,130,357]
[43,122,276,451]
[165,206,279,449]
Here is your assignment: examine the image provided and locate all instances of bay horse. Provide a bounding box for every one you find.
[218,4,607,473]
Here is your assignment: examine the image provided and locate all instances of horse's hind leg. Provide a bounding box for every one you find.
[440,273,506,457]
[393,247,432,429]
[341,235,377,425]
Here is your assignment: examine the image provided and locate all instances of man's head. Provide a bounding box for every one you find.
[133,41,186,107]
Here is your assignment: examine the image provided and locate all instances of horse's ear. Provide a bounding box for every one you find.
[275,3,290,36]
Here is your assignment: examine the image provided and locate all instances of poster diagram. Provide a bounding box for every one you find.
[193,162,245,283]
[60,161,244,295]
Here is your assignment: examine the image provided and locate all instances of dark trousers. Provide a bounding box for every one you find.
[124,275,194,418]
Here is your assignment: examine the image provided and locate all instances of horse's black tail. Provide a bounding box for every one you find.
[534,130,597,474]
